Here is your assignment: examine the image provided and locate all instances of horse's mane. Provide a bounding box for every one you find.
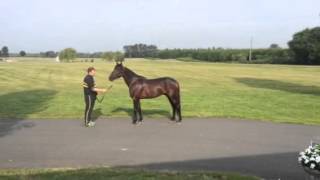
[124,67,146,79]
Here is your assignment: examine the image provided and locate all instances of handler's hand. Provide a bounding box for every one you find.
[101,89,107,93]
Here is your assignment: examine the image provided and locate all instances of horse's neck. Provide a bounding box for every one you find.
[123,67,144,86]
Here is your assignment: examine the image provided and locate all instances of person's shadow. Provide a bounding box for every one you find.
[92,108,103,122]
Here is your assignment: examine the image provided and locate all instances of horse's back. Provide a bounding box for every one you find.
[145,77,179,87]
[145,77,180,95]
[130,77,179,99]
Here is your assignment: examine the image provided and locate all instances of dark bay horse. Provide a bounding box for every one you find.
[108,62,181,124]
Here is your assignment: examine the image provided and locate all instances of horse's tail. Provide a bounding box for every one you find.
[174,79,182,121]
[165,77,182,121]
[175,80,180,103]
[167,77,180,93]
[171,78,181,105]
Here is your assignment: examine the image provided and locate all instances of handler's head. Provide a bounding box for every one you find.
[87,67,96,76]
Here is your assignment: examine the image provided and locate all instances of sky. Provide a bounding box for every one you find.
[0,0,319,53]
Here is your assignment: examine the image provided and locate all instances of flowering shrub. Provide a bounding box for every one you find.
[299,144,320,171]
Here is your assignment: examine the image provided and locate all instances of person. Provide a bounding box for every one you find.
[82,67,107,127]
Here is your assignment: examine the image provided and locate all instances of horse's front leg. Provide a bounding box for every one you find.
[132,99,138,124]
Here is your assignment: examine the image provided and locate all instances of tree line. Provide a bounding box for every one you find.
[1,26,319,64]
[58,48,124,62]
[122,27,320,65]
[153,47,291,64]
[123,44,158,58]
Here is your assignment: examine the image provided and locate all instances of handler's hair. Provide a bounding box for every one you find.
[87,67,96,73]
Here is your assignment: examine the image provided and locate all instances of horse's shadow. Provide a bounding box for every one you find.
[111,107,171,119]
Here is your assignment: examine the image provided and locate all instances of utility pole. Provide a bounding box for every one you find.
[250,37,252,61]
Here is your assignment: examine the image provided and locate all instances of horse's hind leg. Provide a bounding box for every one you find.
[132,99,138,124]
[137,99,143,122]
[172,94,182,122]
[177,102,182,122]
[166,95,176,121]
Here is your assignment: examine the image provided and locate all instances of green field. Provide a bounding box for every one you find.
[0,58,319,125]
[0,168,258,180]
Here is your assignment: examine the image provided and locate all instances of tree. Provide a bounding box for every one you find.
[114,51,125,62]
[19,50,26,57]
[59,48,77,62]
[288,27,320,65]
[1,46,9,57]
[101,52,114,61]
[270,44,280,49]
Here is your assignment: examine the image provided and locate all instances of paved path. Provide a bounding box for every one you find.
[0,118,320,179]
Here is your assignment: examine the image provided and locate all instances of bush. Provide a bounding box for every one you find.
[19,51,26,57]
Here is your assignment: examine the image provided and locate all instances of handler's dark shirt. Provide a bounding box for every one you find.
[83,75,97,97]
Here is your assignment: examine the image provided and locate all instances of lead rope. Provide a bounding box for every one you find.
[96,85,113,103]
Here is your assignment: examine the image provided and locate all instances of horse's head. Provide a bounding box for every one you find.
[109,62,124,81]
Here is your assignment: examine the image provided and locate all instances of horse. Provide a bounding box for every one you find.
[108,62,182,124]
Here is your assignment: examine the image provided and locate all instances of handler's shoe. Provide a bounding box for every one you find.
[86,121,96,127]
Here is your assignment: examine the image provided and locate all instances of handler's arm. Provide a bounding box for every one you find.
[86,77,107,93]
[92,87,107,93]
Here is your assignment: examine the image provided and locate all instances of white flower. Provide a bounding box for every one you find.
[299,144,320,168]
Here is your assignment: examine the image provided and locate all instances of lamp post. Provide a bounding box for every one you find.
[249,37,253,62]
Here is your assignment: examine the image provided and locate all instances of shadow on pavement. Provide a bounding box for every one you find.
[122,152,306,180]
[235,77,320,96]
[0,89,57,137]
[92,108,103,122]
[111,107,171,119]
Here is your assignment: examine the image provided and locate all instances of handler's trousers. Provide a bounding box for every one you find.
[84,94,96,125]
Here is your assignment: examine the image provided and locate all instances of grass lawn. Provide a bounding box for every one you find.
[0,168,259,180]
[0,57,319,125]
